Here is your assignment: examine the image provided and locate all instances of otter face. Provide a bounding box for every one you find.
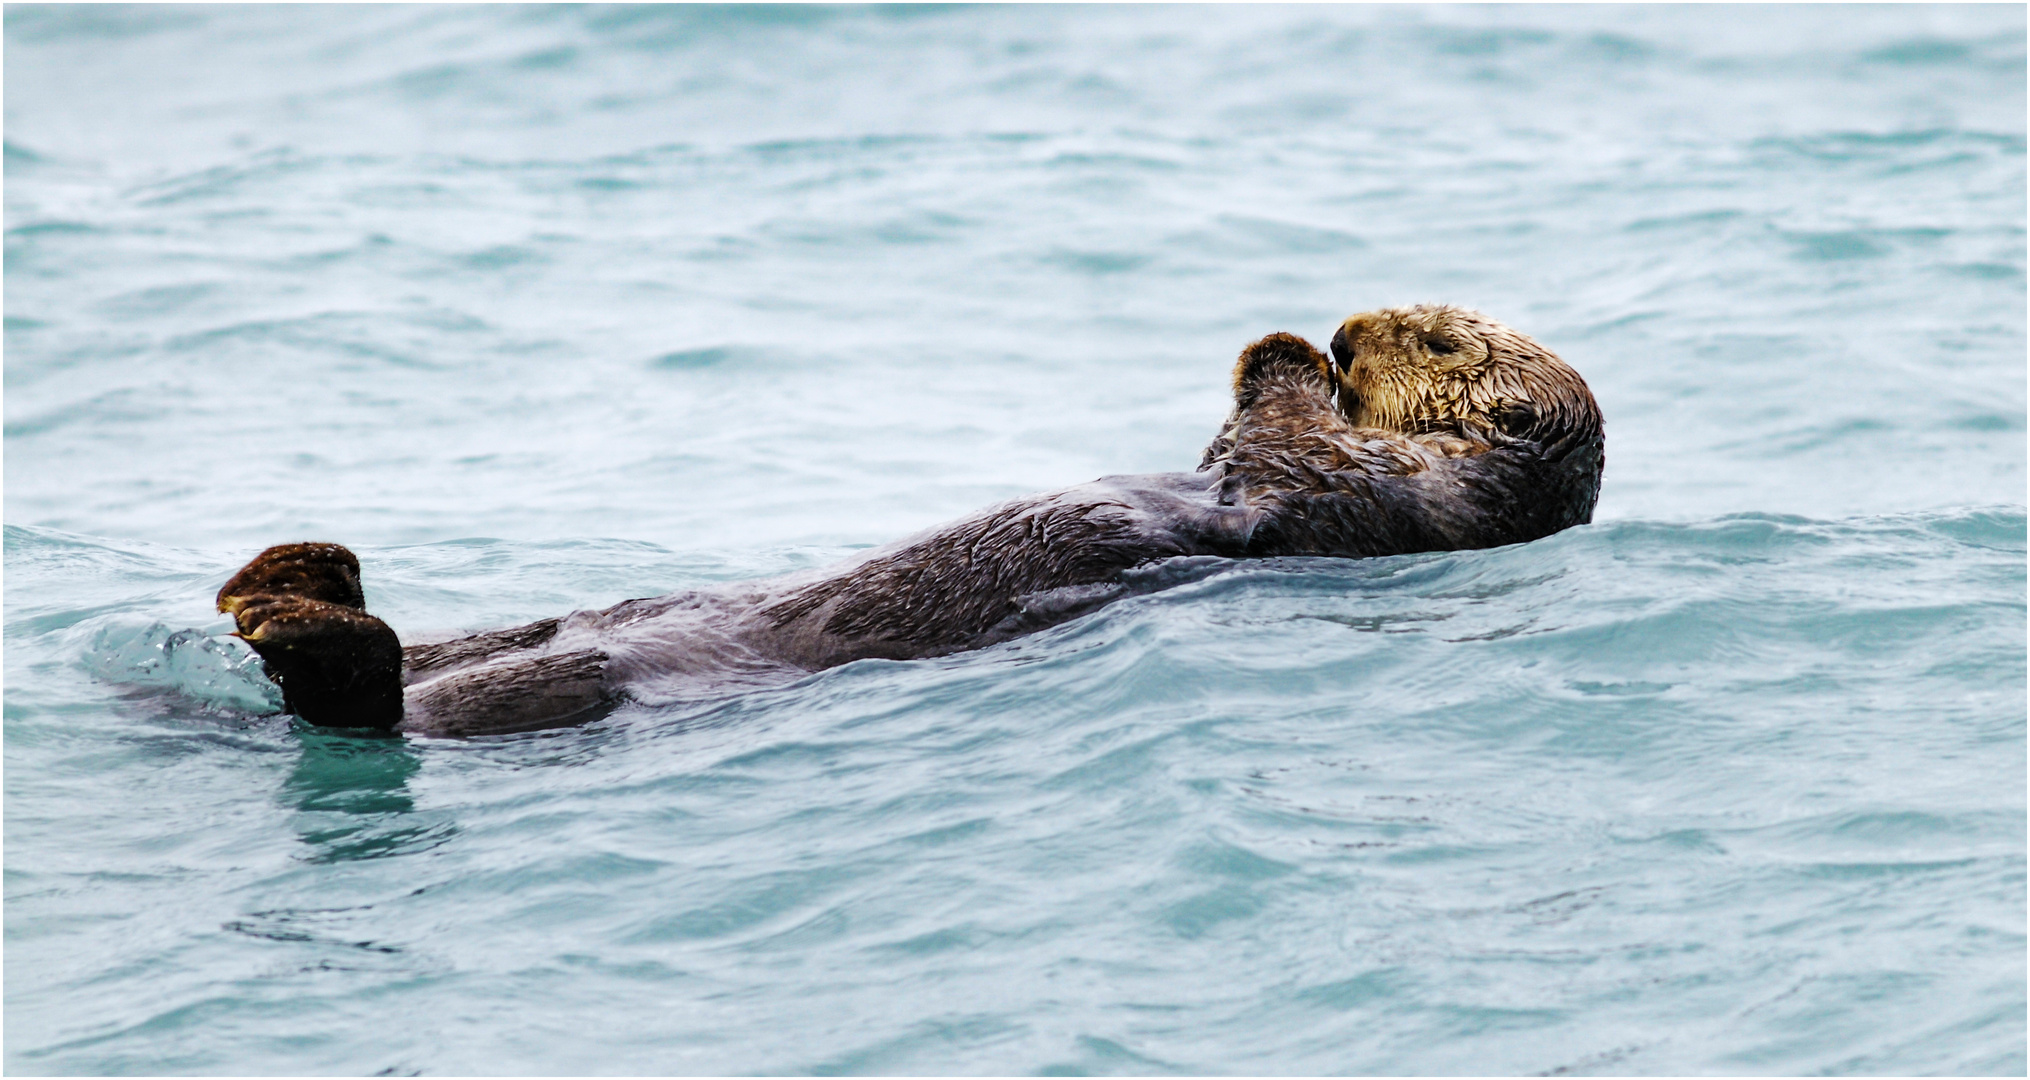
[1327,304,1594,442]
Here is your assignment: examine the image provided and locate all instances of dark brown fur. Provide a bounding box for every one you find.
[401,618,562,683]
[216,542,365,614]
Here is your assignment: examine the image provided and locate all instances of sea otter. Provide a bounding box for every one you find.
[218,305,1603,738]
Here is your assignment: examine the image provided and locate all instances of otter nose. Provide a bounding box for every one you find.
[1329,325,1351,370]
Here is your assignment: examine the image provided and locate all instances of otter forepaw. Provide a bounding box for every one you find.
[1230,332,1331,402]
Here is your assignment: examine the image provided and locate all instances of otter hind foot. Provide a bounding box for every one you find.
[230,595,405,731]
[217,542,366,614]
[220,543,404,731]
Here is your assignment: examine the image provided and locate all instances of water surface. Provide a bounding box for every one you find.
[6,5,2024,1075]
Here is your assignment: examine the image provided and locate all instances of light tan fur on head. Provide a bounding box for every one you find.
[1328,304,1596,441]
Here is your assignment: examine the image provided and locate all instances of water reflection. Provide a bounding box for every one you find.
[283,725,454,862]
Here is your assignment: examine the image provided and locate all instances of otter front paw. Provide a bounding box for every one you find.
[1229,332,1332,407]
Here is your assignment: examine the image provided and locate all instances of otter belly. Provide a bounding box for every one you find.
[737,471,1255,670]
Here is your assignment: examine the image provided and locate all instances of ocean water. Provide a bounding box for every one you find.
[4,4,2023,1075]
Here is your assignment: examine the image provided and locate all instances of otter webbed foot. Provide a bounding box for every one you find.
[220,544,404,731]
[217,542,367,614]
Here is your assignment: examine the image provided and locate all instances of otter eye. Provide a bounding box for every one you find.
[1426,337,1458,355]
[1493,402,1537,436]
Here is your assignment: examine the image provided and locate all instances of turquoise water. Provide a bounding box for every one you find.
[6,4,2024,1074]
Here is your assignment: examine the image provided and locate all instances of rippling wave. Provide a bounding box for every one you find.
[6,5,2022,1075]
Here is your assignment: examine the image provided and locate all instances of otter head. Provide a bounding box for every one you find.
[1327,304,1599,446]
